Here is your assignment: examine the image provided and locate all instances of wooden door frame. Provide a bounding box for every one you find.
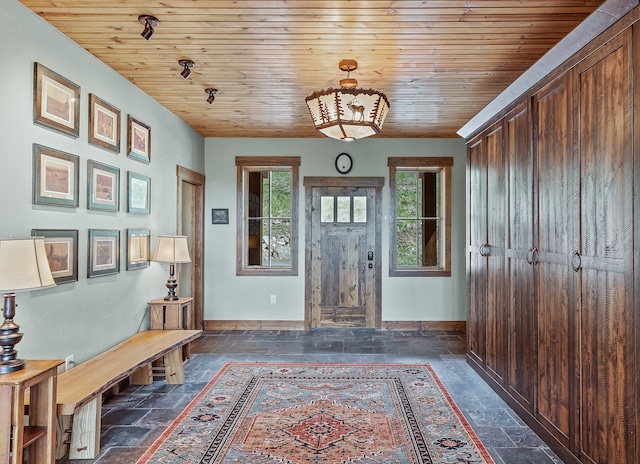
[303,176,384,330]
[176,165,205,330]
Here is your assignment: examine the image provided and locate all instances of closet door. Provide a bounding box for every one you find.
[467,135,487,368]
[505,101,535,411]
[574,29,634,464]
[533,72,575,450]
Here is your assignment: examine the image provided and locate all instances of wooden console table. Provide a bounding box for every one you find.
[0,359,63,464]
[148,297,194,364]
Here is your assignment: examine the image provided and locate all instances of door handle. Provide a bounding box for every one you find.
[367,251,374,261]
[571,251,581,272]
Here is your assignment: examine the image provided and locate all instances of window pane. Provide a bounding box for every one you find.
[422,219,439,266]
[353,196,366,222]
[337,196,350,222]
[422,172,438,218]
[396,171,418,218]
[262,219,291,267]
[321,196,334,222]
[396,220,418,266]
[248,218,262,265]
[270,171,291,217]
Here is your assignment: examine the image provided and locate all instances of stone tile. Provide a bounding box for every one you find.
[494,447,558,464]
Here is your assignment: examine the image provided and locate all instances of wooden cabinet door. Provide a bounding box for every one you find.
[574,29,635,464]
[485,123,507,385]
[534,72,576,450]
[505,101,536,411]
[467,135,487,368]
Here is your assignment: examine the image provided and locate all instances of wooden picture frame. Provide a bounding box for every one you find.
[126,228,150,270]
[31,229,79,284]
[89,93,121,153]
[32,144,79,208]
[127,115,151,164]
[127,172,151,214]
[88,160,120,212]
[88,229,120,278]
[212,208,229,224]
[33,63,80,137]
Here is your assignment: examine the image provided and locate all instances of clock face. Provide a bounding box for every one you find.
[335,153,353,174]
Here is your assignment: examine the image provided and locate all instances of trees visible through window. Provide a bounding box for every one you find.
[236,157,299,275]
[388,157,452,276]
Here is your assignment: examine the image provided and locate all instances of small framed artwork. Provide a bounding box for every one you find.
[127,115,151,164]
[88,229,120,278]
[89,93,121,153]
[31,229,79,284]
[32,144,79,208]
[88,160,120,212]
[33,63,80,138]
[127,172,151,214]
[126,228,150,270]
[212,208,229,224]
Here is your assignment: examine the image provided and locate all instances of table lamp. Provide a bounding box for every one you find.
[152,235,191,301]
[0,237,56,374]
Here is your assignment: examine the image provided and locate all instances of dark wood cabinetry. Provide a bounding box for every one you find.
[465,12,637,464]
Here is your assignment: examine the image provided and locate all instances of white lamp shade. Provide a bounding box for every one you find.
[0,237,56,292]
[152,235,191,263]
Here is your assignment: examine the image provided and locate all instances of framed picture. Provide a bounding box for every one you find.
[212,208,229,224]
[33,63,80,138]
[127,172,151,214]
[88,229,120,278]
[126,228,150,270]
[32,144,79,208]
[127,115,151,163]
[89,94,121,153]
[31,229,79,284]
[88,160,120,212]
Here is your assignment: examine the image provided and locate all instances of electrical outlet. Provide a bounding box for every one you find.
[270,294,277,304]
[65,355,75,371]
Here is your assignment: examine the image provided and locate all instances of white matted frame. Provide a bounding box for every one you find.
[33,63,80,137]
[89,93,121,153]
[32,144,79,208]
[88,229,120,278]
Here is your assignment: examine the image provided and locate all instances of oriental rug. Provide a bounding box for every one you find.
[137,362,494,464]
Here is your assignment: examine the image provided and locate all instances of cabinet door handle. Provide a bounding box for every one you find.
[571,250,582,272]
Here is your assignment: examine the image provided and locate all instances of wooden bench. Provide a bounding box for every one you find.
[54,329,202,460]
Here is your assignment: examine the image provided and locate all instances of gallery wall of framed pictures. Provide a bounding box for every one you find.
[31,61,155,281]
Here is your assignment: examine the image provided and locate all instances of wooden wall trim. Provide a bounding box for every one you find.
[458,0,638,139]
[204,320,466,332]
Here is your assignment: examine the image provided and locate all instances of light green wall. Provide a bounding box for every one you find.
[204,138,468,322]
[1,1,204,363]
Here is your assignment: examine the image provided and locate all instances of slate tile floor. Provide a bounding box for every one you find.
[59,330,563,464]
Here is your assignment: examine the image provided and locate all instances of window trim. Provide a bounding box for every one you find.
[388,157,453,277]
[236,156,300,276]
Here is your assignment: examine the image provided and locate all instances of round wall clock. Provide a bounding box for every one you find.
[335,152,353,175]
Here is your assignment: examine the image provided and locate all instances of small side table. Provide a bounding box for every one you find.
[148,297,194,364]
[0,359,63,464]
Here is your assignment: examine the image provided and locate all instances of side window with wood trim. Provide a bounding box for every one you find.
[236,157,300,276]
[388,157,452,276]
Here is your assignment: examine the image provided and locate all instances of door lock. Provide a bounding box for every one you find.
[367,251,374,261]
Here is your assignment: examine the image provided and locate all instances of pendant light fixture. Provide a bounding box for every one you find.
[305,59,390,141]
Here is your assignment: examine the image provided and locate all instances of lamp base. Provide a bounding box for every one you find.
[0,358,25,374]
[0,293,25,374]
[164,263,179,301]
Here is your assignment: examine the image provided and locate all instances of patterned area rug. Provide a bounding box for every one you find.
[137,362,494,463]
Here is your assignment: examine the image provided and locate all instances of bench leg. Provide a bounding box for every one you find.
[132,363,153,385]
[68,397,101,460]
[55,414,72,460]
[164,347,185,384]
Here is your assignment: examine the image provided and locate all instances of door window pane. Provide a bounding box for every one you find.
[353,196,367,222]
[337,196,350,222]
[321,196,334,223]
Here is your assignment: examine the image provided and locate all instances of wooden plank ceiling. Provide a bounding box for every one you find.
[19,0,604,138]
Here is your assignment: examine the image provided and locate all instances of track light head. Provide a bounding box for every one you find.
[205,88,219,104]
[178,59,195,79]
[138,15,159,41]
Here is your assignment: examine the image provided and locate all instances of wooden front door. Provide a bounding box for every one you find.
[304,177,383,329]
